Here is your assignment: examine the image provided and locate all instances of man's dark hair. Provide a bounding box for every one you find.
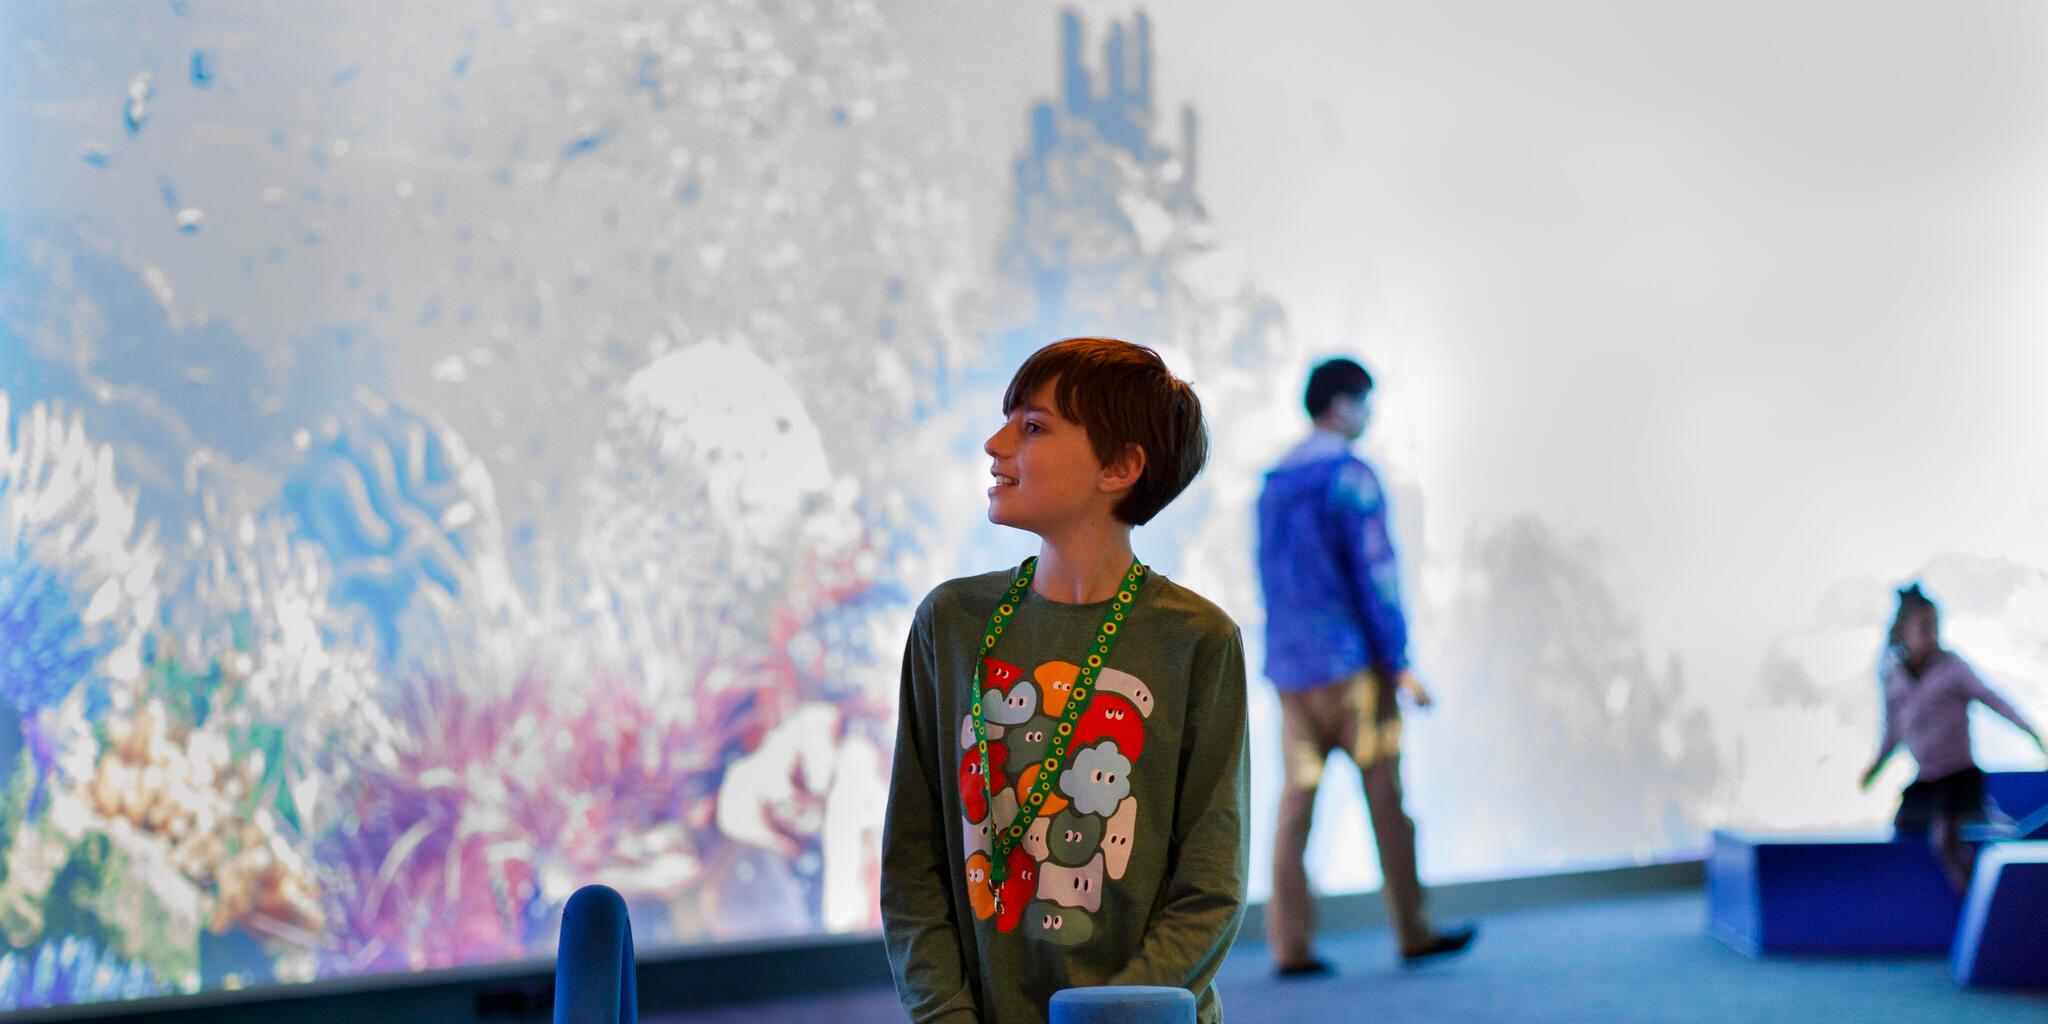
[1304,358,1374,418]
[1003,337,1208,526]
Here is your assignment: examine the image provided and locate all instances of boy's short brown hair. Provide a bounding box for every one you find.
[1002,337,1208,526]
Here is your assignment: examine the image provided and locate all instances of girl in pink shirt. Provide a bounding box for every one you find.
[1859,583,2045,894]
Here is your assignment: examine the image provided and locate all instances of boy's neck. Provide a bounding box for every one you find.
[1032,522,1137,604]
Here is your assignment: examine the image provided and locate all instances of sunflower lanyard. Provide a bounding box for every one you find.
[970,555,1147,887]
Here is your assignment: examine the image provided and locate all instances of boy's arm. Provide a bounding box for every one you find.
[1332,460,1411,676]
[1105,626,1249,996]
[880,610,980,1024]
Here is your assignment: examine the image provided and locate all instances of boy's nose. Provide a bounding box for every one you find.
[984,424,1010,458]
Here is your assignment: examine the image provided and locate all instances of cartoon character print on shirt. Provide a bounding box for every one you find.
[1094,668,1155,721]
[1013,763,1070,818]
[982,655,1037,727]
[1073,695,1143,760]
[1059,742,1131,816]
[964,815,994,859]
[1021,815,1053,861]
[966,852,996,920]
[961,714,1003,750]
[1036,661,1080,717]
[989,788,1019,840]
[960,655,1156,943]
[959,742,1009,823]
[1037,852,1105,913]
[1025,899,1096,946]
[1102,796,1138,879]
[1044,807,1103,867]
[1005,715,1056,775]
[996,846,1038,933]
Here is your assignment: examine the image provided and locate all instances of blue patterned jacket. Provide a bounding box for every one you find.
[1255,432,1410,691]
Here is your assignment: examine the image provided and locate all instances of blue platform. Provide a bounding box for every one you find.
[1709,772,2048,957]
[1049,986,1196,1024]
[1953,842,2048,987]
[1709,830,1960,955]
[1984,771,2048,836]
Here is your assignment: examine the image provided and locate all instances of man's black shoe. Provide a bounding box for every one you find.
[1399,924,1477,965]
[1274,958,1334,979]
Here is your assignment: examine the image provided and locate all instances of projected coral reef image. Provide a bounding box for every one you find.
[0,3,1285,1007]
[5,0,2048,1012]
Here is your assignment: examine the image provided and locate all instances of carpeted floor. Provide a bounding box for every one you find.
[648,891,2048,1023]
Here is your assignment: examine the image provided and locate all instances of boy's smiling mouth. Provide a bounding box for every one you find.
[990,468,1019,490]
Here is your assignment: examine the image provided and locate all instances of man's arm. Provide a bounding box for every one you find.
[1332,460,1410,676]
[880,606,980,1024]
[1105,627,1249,996]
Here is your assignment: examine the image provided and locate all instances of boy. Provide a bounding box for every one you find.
[882,338,1248,1024]
[1255,357,1473,974]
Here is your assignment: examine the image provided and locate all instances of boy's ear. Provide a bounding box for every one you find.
[1099,443,1146,495]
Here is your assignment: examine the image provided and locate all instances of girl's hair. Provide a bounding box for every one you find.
[1887,582,1939,652]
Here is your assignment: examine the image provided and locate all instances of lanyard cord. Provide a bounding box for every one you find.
[970,556,1147,883]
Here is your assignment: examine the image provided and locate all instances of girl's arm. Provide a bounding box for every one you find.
[1861,668,1899,789]
[1961,662,2045,751]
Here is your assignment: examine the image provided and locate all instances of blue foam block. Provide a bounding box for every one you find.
[1985,771,2048,830]
[555,884,637,1024]
[1709,829,1960,955]
[1049,986,1196,1024]
[1953,842,2048,986]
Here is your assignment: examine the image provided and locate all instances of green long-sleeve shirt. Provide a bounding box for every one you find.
[881,566,1250,1024]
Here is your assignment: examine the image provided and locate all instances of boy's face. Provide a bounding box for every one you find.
[984,379,1125,534]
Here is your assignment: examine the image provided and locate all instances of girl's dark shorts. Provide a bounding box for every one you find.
[1893,766,1990,833]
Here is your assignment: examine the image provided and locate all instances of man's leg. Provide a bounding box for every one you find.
[1331,672,1431,952]
[1269,686,1337,970]
[1359,752,1432,953]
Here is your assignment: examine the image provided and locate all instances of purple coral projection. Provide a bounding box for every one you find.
[0,558,100,819]
[0,938,158,1010]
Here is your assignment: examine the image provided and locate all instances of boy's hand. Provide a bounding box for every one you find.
[1395,669,1434,710]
